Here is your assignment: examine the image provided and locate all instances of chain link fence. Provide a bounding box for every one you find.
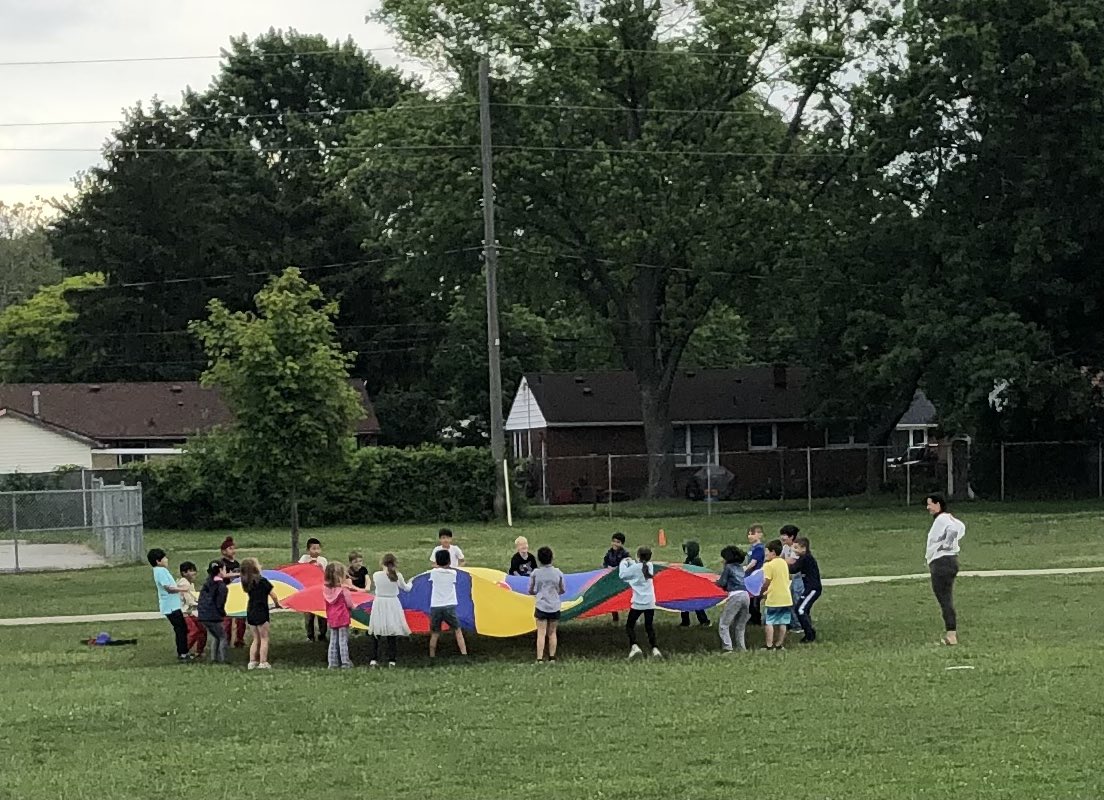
[0,483,144,572]
[514,440,1104,516]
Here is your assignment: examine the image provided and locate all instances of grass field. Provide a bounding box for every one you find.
[1,502,1103,799]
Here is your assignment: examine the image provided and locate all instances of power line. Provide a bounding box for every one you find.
[504,42,867,62]
[0,48,399,68]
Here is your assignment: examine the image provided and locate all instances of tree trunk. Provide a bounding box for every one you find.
[290,488,301,562]
[864,375,924,495]
[640,376,675,498]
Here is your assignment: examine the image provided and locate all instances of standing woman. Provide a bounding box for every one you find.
[924,493,966,645]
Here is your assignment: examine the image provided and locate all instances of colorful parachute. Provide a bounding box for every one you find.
[275,563,734,637]
[225,565,324,617]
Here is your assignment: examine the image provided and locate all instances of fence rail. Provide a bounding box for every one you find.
[515,440,1104,514]
[0,484,145,572]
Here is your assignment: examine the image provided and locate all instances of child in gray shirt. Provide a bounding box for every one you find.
[529,546,566,664]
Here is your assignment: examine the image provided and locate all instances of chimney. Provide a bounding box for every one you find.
[773,364,788,389]
[31,390,41,417]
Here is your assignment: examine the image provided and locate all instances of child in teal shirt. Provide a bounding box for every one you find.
[148,548,191,662]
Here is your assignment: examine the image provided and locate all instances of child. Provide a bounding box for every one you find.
[430,528,465,568]
[780,524,805,612]
[678,540,710,627]
[299,537,329,643]
[197,560,230,663]
[619,546,661,659]
[529,546,566,664]
[602,532,629,623]
[715,545,750,652]
[240,557,280,670]
[790,536,822,643]
[323,562,355,669]
[147,548,192,662]
[745,525,766,626]
[177,561,205,659]
[509,536,538,576]
[348,551,370,590]
[760,540,793,650]
[219,536,246,648]
[368,553,412,667]
[428,549,468,658]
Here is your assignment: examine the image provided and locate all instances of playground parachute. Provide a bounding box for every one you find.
[262,562,758,638]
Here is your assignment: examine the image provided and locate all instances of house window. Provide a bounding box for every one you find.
[118,453,149,465]
[825,422,867,448]
[748,423,777,450]
[910,428,929,448]
[673,425,718,466]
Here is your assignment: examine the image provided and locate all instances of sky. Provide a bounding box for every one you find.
[0,0,409,208]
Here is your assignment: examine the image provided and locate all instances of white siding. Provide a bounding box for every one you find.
[0,415,93,474]
[504,377,548,432]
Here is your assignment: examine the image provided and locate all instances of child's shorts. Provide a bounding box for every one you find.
[430,605,460,632]
[535,608,561,621]
[764,607,793,626]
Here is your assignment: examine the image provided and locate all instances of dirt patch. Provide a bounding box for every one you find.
[0,541,107,572]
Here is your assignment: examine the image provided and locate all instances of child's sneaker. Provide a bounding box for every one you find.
[257,662,272,669]
[178,654,191,664]
[247,661,258,670]
[651,647,663,658]
[628,644,643,659]
[369,660,379,668]
[387,662,396,668]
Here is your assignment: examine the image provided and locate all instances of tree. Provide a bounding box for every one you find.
[0,202,62,312]
[0,273,104,382]
[190,268,362,559]
[353,0,871,496]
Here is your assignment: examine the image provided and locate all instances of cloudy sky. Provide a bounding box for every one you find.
[0,0,409,207]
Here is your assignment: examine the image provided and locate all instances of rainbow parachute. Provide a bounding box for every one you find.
[276,563,734,637]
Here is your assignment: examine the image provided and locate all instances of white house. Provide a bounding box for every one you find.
[0,408,97,474]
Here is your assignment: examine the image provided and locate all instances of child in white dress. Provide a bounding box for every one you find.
[368,553,412,667]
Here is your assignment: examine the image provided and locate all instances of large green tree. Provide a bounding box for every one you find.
[0,202,63,313]
[351,0,871,495]
[191,268,362,559]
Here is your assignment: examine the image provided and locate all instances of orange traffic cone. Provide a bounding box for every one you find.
[658,528,668,547]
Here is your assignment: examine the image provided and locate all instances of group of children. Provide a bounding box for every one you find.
[151,524,821,667]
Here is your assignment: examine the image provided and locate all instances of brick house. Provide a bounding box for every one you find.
[0,381,380,473]
[505,367,937,502]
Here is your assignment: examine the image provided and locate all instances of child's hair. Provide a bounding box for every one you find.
[514,536,529,549]
[612,532,626,544]
[766,539,783,556]
[324,561,347,588]
[240,557,261,590]
[780,524,800,539]
[721,545,745,564]
[381,553,399,582]
[795,536,811,551]
[637,546,653,580]
[439,527,453,539]
[537,546,554,566]
[306,537,322,549]
[748,524,764,536]
[179,561,196,574]
[207,560,223,577]
[435,549,451,567]
[927,493,947,513]
[348,550,362,563]
[147,548,166,566]
[219,536,235,552]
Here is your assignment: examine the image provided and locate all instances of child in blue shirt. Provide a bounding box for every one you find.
[148,548,192,662]
[745,524,766,626]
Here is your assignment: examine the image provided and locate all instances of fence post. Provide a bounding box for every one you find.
[607,454,613,520]
[806,447,812,512]
[1098,441,1102,500]
[946,442,954,498]
[706,454,713,516]
[779,449,786,503]
[541,439,548,505]
[1000,443,1006,502]
[503,460,514,527]
[906,461,912,507]
[81,469,89,529]
[11,494,19,573]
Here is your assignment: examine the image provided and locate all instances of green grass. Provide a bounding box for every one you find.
[2,501,1104,618]
[1,574,1102,799]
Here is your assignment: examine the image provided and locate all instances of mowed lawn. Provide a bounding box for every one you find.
[2,501,1104,618]
[0,576,1102,799]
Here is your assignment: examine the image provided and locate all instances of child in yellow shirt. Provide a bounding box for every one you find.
[760,540,793,651]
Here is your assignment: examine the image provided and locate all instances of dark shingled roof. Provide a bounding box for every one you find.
[0,381,379,441]
[897,390,938,426]
[523,367,810,424]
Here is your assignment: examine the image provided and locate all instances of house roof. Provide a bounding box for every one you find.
[0,381,380,442]
[513,369,940,429]
[520,367,810,426]
[898,390,939,427]
[0,407,102,446]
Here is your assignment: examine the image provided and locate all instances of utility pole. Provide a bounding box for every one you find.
[479,56,507,518]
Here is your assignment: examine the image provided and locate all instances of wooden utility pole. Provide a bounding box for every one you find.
[478,56,507,518]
